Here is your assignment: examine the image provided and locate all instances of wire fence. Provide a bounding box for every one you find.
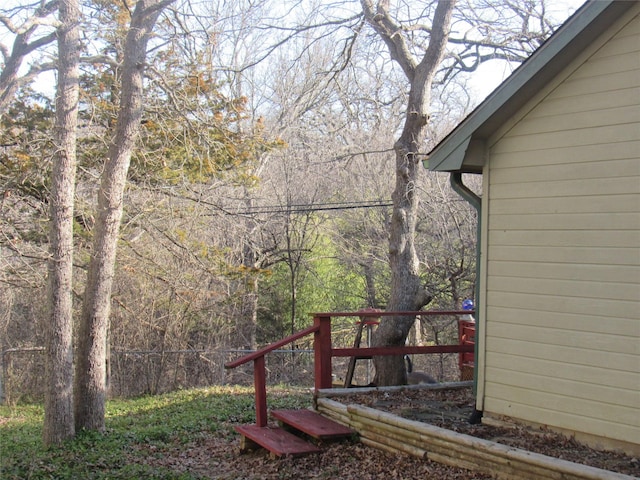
[1,314,468,404]
[1,347,462,405]
[1,348,320,405]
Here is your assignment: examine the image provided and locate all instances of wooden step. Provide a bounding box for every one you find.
[235,425,321,457]
[271,409,354,440]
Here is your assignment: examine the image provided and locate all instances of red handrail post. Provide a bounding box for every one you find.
[314,315,332,390]
[254,356,268,427]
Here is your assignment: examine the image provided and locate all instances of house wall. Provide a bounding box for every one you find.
[480,5,640,453]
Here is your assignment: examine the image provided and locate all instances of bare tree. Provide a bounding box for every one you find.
[43,0,79,446]
[359,0,456,386]
[357,0,561,385]
[0,0,573,401]
[74,0,175,432]
[0,1,58,116]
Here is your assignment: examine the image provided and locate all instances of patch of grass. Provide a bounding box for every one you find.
[0,385,312,479]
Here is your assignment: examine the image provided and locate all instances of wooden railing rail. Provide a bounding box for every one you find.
[224,324,319,369]
[310,310,470,318]
[333,344,474,358]
[224,324,320,427]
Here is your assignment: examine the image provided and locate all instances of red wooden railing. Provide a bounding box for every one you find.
[458,319,476,381]
[225,310,474,427]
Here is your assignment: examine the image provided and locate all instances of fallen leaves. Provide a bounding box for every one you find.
[335,386,640,477]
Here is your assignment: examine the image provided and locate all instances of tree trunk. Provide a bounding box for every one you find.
[240,195,259,350]
[245,276,259,350]
[75,0,174,432]
[363,0,455,386]
[43,0,80,446]
[362,260,378,308]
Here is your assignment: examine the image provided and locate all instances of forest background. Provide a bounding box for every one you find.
[0,0,581,426]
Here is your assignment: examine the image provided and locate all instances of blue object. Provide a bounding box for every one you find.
[462,299,474,310]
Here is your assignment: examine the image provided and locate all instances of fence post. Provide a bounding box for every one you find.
[0,350,5,404]
[253,356,268,427]
[314,315,332,390]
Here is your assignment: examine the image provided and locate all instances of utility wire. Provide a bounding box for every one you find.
[228,200,393,215]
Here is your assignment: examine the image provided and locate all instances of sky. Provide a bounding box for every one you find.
[4,0,589,104]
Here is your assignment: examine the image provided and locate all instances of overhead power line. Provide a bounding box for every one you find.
[229,200,393,215]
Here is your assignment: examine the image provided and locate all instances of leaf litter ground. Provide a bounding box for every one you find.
[137,386,639,479]
[334,386,640,477]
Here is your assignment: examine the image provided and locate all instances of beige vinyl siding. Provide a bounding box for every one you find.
[481,7,640,448]
[484,386,639,443]
[486,335,636,375]
[485,140,640,171]
[486,349,638,388]
[490,245,637,266]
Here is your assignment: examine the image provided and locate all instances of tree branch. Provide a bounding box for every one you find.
[0,1,60,34]
[360,0,417,80]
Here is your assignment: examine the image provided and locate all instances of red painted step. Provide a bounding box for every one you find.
[271,409,354,440]
[235,424,321,457]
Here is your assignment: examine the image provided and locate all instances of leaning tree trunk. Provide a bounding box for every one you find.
[43,0,80,446]
[361,0,455,386]
[74,0,174,432]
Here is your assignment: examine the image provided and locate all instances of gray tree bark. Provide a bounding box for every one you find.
[43,0,79,446]
[361,0,455,386]
[75,0,174,432]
